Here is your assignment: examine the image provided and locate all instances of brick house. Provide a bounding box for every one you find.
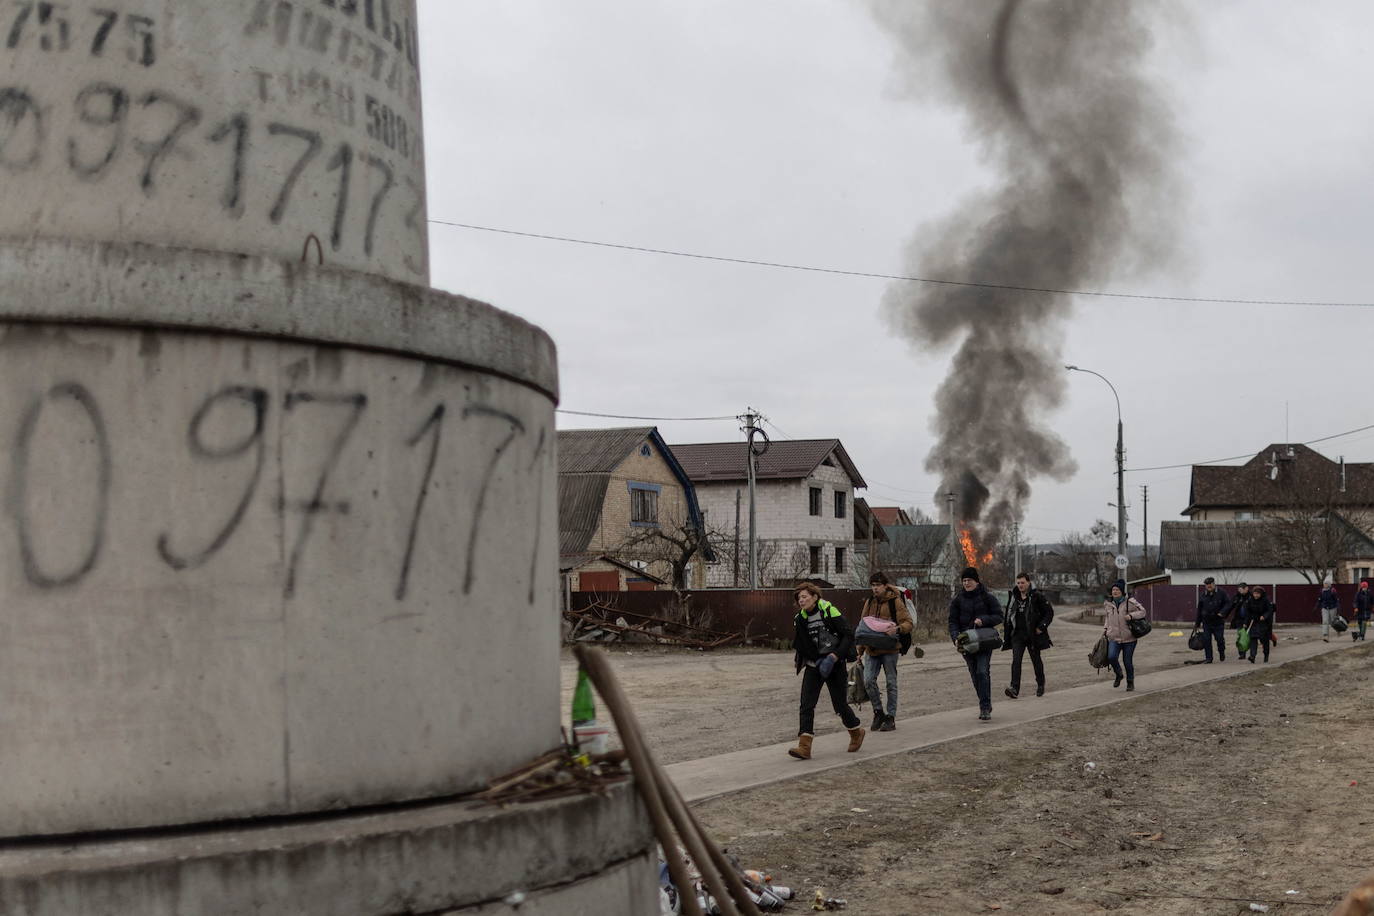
[1172,443,1374,584]
[558,427,711,591]
[669,439,866,587]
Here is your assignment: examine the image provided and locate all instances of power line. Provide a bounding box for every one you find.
[556,409,736,421]
[1126,421,1374,472]
[429,219,1374,309]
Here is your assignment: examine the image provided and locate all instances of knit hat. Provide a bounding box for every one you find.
[1203,576,1215,585]
[1112,579,1126,594]
[961,566,980,582]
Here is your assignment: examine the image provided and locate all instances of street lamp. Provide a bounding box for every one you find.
[1066,365,1128,572]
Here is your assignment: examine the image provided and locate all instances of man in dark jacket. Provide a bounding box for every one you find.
[1194,576,1230,663]
[1001,572,1053,698]
[1243,585,1275,663]
[948,566,1004,720]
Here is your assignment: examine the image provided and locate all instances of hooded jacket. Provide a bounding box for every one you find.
[1102,595,1147,643]
[860,584,914,657]
[792,598,855,673]
[947,584,1004,645]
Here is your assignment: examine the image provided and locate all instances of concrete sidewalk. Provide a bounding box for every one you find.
[667,631,1354,804]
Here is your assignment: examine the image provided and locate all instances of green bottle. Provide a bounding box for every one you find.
[571,667,596,726]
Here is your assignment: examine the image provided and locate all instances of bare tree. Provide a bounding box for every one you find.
[609,510,715,590]
[1257,457,1374,583]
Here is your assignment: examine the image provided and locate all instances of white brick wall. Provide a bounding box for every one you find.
[696,461,860,587]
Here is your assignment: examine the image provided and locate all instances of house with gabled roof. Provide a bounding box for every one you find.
[669,438,866,587]
[558,427,711,591]
[1175,444,1374,583]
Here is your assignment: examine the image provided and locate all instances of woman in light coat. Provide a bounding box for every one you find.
[1102,579,1147,691]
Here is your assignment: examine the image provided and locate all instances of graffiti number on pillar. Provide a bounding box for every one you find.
[282,391,367,597]
[68,82,128,179]
[157,386,268,571]
[135,90,201,193]
[266,122,322,224]
[13,383,112,589]
[0,87,42,171]
[325,142,353,250]
[361,153,394,256]
[207,113,248,214]
[395,403,444,601]
[461,405,525,595]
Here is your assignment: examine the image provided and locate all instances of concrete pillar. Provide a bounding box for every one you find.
[0,0,427,283]
[0,3,654,912]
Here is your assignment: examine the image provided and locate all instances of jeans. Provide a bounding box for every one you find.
[798,662,860,735]
[863,653,899,717]
[1008,640,1044,693]
[1201,619,1226,661]
[963,650,992,713]
[1322,606,1337,636]
[1361,618,1369,640]
[1107,640,1136,681]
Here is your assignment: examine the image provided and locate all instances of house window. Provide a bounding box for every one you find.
[640,444,652,457]
[809,545,821,574]
[834,491,846,519]
[1354,567,1371,583]
[629,483,660,526]
[809,487,822,516]
[835,547,846,574]
[1236,511,1261,520]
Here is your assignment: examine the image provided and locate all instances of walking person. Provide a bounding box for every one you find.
[1355,580,1372,642]
[1102,580,1147,691]
[1227,581,1249,660]
[1243,585,1275,662]
[1317,578,1341,642]
[1194,576,1229,663]
[788,582,864,759]
[1001,572,1054,698]
[948,566,1004,721]
[860,571,913,731]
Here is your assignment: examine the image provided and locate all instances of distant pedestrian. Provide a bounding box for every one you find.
[1001,572,1054,698]
[1318,579,1341,642]
[1355,580,1371,642]
[948,566,1004,720]
[860,571,913,732]
[1243,585,1276,662]
[1227,581,1249,660]
[1194,576,1229,663]
[1102,579,1147,691]
[788,582,864,759]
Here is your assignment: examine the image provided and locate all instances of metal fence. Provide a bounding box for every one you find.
[569,586,952,642]
[1129,582,1363,624]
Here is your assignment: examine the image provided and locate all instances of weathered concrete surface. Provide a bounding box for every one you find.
[0,781,657,916]
[0,317,560,836]
[0,239,556,400]
[0,0,427,283]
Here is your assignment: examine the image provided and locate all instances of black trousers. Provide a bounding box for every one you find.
[1201,619,1226,661]
[798,663,860,735]
[1008,640,1044,693]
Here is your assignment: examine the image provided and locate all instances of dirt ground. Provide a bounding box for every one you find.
[562,612,1374,913]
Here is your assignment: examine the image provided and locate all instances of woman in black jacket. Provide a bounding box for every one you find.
[1242,585,1275,663]
[788,581,864,759]
[947,567,1004,720]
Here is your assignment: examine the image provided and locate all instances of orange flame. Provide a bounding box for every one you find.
[959,528,996,568]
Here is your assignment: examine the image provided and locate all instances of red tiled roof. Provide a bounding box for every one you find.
[870,507,912,527]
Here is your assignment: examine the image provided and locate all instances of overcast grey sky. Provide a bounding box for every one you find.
[417,0,1374,550]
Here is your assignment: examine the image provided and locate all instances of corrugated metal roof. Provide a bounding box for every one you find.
[669,439,866,487]
[1160,516,1374,569]
[558,475,610,555]
[557,427,655,474]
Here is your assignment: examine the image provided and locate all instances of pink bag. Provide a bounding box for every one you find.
[861,615,897,635]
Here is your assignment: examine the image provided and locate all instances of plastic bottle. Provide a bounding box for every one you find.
[571,667,608,755]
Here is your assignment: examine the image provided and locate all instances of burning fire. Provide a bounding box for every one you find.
[959,528,994,567]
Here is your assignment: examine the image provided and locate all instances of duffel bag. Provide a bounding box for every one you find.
[1187,628,1206,651]
[956,627,1002,654]
[855,619,901,650]
[1332,614,1349,633]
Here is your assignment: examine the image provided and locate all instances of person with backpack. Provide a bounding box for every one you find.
[1102,580,1148,691]
[1318,579,1341,642]
[1355,580,1371,642]
[1194,577,1230,663]
[1001,572,1054,698]
[1242,585,1276,662]
[859,571,913,732]
[788,581,864,760]
[948,566,1004,721]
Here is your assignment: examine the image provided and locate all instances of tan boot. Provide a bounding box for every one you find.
[788,733,814,759]
[847,726,866,753]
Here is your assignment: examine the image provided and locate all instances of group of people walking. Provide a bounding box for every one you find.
[1193,577,1276,662]
[789,566,1084,757]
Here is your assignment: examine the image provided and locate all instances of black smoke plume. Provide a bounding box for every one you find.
[867,0,1180,546]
